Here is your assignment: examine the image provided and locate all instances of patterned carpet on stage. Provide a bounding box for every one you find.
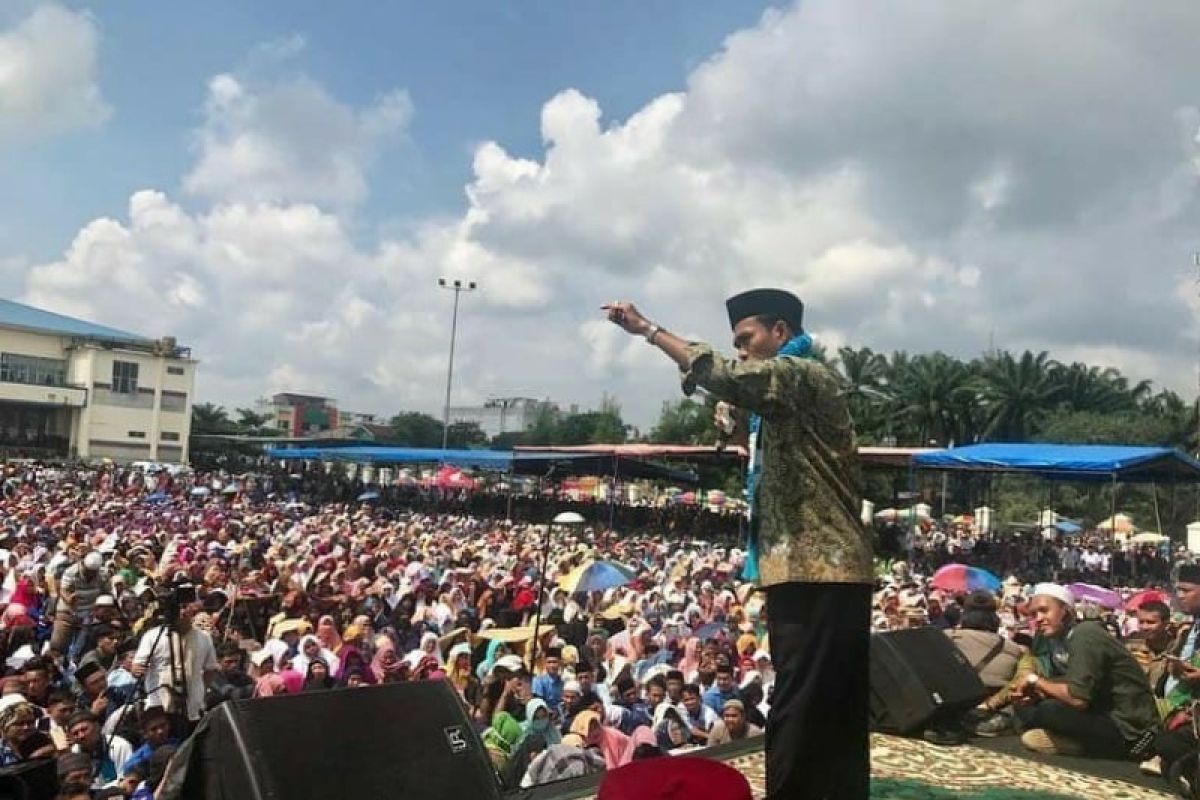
[715,734,1176,800]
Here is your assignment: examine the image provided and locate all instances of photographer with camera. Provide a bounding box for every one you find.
[130,585,218,731]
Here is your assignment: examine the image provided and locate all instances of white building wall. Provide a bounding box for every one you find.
[0,325,196,463]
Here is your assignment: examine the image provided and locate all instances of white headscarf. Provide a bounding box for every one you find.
[293,633,340,677]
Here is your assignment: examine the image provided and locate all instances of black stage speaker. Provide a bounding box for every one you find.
[159,681,504,800]
[0,758,57,800]
[869,626,988,734]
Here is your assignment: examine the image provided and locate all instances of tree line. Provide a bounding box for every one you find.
[191,348,1197,452]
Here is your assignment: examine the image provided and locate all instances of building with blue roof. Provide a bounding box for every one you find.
[0,298,196,463]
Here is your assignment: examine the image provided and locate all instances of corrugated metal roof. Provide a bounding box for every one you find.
[0,298,152,344]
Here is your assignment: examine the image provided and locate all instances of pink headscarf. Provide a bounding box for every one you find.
[279,669,305,695]
[254,673,286,697]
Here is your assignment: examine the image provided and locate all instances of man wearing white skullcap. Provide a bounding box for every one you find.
[1012,583,1158,760]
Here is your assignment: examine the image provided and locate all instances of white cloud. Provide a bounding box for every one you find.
[183,72,411,207]
[0,4,110,139]
[17,2,1200,428]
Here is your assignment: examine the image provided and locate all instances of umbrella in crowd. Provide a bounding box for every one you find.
[930,563,1001,595]
[189,486,211,497]
[1125,589,1170,611]
[693,622,730,641]
[1066,582,1122,609]
[357,490,381,502]
[558,559,637,593]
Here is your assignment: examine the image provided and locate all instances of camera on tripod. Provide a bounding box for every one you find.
[151,580,198,627]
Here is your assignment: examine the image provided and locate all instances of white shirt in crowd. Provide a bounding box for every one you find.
[72,734,133,789]
[133,625,218,721]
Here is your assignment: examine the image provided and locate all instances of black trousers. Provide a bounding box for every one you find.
[1014,700,1130,759]
[765,581,871,800]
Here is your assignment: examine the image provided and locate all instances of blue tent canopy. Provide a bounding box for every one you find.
[263,445,699,484]
[913,443,1200,483]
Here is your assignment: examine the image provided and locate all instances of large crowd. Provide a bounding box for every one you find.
[2,462,1200,799]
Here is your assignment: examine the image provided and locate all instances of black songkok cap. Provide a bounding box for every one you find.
[1179,564,1200,584]
[725,288,804,332]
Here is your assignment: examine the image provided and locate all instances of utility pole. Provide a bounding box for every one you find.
[438,278,478,455]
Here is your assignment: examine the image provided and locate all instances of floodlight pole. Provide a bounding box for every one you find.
[438,278,477,457]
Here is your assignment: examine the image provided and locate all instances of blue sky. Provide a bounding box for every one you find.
[2,1,775,259]
[3,2,1199,426]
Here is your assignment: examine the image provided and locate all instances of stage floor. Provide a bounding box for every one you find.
[561,734,1175,799]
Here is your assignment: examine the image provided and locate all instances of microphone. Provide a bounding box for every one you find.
[696,389,736,452]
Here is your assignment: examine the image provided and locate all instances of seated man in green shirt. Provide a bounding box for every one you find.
[1012,583,1159,760]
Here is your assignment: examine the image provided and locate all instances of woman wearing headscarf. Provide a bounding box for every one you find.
[302,657,336,692]
[476,640,509,680]
[315,615,343,656]
[279,668,305,695]
[446,642,480,708]
[482,711,525,772]
[335,646,376,685]
[652,704,692,752]
[369,638,407,683]
[569,710,637,771]
[293,633,340,677]
[523,698,562,746]
[419,631,444,667]
[677,637,702,684]
[254,672,287,698]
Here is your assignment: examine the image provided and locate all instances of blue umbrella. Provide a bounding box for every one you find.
[145,492,170,504]
[357,490,381,502]
[558,560,637,593]
[693,622,730,641]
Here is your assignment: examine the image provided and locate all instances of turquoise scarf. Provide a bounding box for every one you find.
[742,332,814,581]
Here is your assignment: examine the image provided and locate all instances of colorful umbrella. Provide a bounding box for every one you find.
[930,564,1001,595]
[1124,589,1170,611]
[558,559,638,593]
[1066,583,1122,609]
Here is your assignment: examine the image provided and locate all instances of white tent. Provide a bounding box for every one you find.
[1098,513,1136,533]
[1187,521,1200,554]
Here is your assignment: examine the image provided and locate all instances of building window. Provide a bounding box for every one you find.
[161,431,180,442]
[112,361,139,394]
[0,353,67,387]
[128,430,146,439]
[167,366,185,376]
[160,391,187,413]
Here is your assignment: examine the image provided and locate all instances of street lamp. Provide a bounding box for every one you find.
[529,510,586,670]
[438,278,477,455]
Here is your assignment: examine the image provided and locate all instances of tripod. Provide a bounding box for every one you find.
[105,617,190,755]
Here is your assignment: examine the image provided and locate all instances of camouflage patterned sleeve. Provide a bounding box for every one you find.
[679,342,815,419]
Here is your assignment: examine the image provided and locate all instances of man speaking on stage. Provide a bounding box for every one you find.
[603,289,873,799]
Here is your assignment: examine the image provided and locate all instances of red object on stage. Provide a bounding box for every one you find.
[597,756,752,800]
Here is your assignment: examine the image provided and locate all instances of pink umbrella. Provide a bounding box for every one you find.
[1125,589,1169,611]
[1066,583,1122,610]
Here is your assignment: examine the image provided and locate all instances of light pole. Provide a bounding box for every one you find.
[529,510,586,671]
[438,278,477,456]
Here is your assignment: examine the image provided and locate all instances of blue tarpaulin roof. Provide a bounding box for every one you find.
[913,443,1200,483]
[0,297,152,344]
[263,445,699,484]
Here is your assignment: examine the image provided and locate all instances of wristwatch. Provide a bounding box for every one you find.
[644,324,662,345]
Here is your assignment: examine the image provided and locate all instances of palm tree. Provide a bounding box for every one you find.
[1052,363,1130,414]
[978,350,1063,441]
[833,347,893,440]
[888,352,976,445]
[192,403,236,435]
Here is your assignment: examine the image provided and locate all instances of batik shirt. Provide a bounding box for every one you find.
[681,342,873,585]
